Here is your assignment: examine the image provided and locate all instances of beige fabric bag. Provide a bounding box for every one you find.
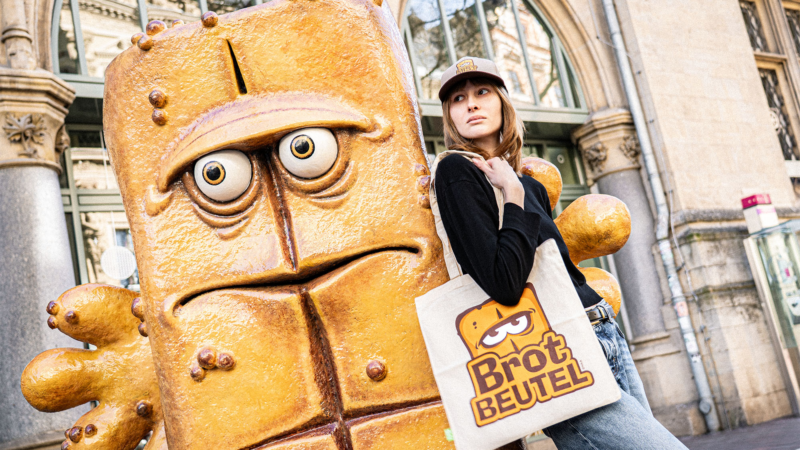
[416,151,621,450]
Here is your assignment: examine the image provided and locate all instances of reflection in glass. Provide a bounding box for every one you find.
[81,212,139,290]
[78,0,141,77]
[755,226,800,348]
[442,0,485,59]
[58,0,79,74]
[406,0,450,100]
[206,0,257,15]
[516,0,564,107]
[483,0,534,104]
[147,0,202,22]
[69,130,118,189]
[69,128,102,148]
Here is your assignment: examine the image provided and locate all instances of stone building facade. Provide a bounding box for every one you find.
[1,0,799,448]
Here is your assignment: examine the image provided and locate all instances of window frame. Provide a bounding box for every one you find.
[402,0,588,123]
[61,124,128,285]
[740,0,800,192]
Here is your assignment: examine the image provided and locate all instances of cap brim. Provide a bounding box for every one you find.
[438,72,506,101]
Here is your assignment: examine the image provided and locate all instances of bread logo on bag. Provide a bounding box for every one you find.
[455,283,594,426]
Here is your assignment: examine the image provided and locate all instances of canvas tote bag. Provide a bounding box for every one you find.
[416,150,621,450]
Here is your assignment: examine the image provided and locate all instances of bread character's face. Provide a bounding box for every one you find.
[456,284,550,359]
[103,2,449,448]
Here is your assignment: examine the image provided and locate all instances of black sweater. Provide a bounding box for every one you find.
[434,154,603,308]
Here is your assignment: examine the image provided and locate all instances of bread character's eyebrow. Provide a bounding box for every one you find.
[157,94,371,191]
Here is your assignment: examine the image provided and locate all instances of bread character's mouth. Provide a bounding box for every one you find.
[172,243,421,314]
[477,310,536,349]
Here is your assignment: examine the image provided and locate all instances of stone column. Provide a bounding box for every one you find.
[0,4,85,446]
[574,109,707,434]
[573,108,668,339]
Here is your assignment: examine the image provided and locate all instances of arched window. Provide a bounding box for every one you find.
[52,0,259,288]
[402,0,583,111]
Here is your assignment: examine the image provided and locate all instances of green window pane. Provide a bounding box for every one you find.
[516,0,564,107]
[81,212,139,290]
[443,0,486,59]
[78,0,142,77]
[521,144,541,158]
[68,129,101,147]
[424,140,436,155]
[546,145,576,185]
[406,0,450,100]
[483,0,534,104]
[57,0,79,74]
[69,129,118,190]
[578,258,602,269]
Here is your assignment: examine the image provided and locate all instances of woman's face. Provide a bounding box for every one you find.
[448,80,503,147]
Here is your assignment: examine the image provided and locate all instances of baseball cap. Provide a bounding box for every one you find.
[438,56,507,101]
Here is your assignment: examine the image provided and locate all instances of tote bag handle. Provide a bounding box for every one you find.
[429,150,505,280]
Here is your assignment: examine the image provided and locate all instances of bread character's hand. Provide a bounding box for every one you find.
[21,284,165,450]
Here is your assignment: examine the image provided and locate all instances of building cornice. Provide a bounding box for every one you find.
[572,108,640,184]
[0,68,76,114]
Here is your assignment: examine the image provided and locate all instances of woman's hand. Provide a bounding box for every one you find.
[472,157,525,209]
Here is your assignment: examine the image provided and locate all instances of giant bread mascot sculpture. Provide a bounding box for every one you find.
[20,1,632,448]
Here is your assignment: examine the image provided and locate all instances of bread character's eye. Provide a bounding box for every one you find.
[193,150,252,202]
[278,128,338,179]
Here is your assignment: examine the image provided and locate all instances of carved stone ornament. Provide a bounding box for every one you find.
[55,125,70,156]
[4,113,46,158]
[620,135,641,164]
[582,142,608,173]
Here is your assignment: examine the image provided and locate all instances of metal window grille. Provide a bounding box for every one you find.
[759,69,797,160]
[741,1,767,52]
[786,8,800,56]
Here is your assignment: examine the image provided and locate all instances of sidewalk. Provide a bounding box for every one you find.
[679,417,800,450]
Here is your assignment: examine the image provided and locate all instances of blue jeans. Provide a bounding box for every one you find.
[543,316,688,450]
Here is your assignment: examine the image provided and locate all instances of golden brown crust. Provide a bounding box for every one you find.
[520,156,562,211]
[21,284,163,449]
[579,267,622,316]
[554,194,631,265]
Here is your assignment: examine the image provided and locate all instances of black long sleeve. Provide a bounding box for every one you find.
[434,154,603,308]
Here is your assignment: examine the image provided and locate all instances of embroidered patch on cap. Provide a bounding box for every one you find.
[456,59,478,74]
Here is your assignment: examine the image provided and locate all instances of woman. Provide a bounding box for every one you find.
[433,56,688,450]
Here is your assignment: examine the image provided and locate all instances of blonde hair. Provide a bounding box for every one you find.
[442,78,526,171]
